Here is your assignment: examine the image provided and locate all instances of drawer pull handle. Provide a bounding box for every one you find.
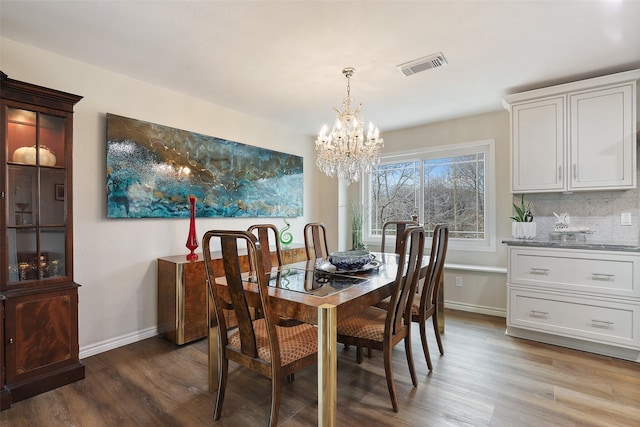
[530,310,548,318]
[591,319,614,329]
[592,273,614,281]
[530,268,549,275]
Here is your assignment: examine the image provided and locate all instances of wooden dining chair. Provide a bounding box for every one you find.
[303,222,329,260]
[336,226,426,412]
[380,219,419,254]
[202,229,318,426]
[412,224,449,370]
[376,224,449,370]
[248,223,284,274]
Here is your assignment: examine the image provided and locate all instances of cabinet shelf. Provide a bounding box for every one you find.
[8,161,64,169]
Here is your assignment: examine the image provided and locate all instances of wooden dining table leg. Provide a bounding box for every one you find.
[318,303,337,427]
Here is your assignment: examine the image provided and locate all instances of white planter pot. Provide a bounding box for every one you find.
[512,222,536,239]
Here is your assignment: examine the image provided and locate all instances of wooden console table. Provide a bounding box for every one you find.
[157,244,306,345]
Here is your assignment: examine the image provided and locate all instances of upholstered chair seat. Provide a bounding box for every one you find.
[227,319,317,365]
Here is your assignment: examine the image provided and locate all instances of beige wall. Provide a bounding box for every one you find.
[2,38,323,357]
[357,111,513,316]
[2,37,512,359]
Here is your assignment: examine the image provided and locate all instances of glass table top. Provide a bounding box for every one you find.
[252,267,371,297]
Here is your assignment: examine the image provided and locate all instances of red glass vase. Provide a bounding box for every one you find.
[186,195,199,261]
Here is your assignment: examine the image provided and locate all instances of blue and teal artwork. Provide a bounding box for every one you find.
[106,114,303,218]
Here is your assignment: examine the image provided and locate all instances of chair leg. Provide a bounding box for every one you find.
[419,319,433,371]
[383,342,399,413]
[404,333,418,387]
[432,314,444,355]
[354,345,372,362]
[213,357,228,420]
[269,374,282,427]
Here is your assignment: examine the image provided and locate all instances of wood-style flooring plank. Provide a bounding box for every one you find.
[2,309,639,426]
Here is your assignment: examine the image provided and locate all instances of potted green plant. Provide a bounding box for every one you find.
[350,198,367,250]
[511,195,536,239]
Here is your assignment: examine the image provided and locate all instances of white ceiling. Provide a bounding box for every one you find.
[2,1,640,136]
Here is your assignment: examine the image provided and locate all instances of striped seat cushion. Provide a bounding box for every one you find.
[227,318,317,365]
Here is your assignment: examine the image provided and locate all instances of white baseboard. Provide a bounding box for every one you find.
[444,300,506,318]
[80,327,159,359]
[79,303,505,359]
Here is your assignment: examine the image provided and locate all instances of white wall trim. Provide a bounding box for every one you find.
[80,327,159,359]
[78,301,508,359]
[445,263,507,275]
[445,301,507,318]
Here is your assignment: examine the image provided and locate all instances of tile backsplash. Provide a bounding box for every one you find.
[515,184,640,244]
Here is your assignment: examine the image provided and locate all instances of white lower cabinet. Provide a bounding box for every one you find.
[506,246,640,361]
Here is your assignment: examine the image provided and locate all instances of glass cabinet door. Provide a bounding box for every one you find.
[5,107,68,284]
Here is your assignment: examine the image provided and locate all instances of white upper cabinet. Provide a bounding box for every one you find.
[511,96,565,192]
[503,70,639,193]
[569,84,635,189]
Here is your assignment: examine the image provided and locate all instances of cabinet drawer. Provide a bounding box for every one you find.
[509,247,639,297]
[508,288,640,349]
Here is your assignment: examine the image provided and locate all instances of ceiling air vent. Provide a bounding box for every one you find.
[397,52,448,77]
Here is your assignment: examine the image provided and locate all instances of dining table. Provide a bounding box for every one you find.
[207,251,435,427]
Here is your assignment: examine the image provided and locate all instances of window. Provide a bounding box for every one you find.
[365,139,496,252]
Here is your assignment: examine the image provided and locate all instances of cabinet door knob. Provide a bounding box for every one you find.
[8,338,13,344]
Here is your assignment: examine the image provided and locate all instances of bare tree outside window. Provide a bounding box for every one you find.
[423,154,485,239]
[369,161,419,236]
[369,151,486,241]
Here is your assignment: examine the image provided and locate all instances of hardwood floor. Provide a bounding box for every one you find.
[2,309,639,426]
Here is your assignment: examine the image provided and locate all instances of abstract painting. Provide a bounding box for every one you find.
[106,114,303,218]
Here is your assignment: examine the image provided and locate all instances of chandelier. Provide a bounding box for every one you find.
[315,67,383,184]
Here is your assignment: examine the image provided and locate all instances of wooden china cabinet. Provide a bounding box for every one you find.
[1,72,84,410]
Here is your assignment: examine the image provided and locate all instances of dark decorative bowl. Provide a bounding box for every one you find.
[328,250,374,271]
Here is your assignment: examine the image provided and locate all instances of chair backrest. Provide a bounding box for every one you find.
[202,230,281,365]
[419,224,449,311]
[248,223,283,274]
[304,222,330,260]
[387,226,426,335]
[381,220,419,255]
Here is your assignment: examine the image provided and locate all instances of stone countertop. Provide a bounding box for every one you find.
[502,238,640,252]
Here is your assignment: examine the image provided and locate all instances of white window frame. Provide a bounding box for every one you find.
[363,139,496,252]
